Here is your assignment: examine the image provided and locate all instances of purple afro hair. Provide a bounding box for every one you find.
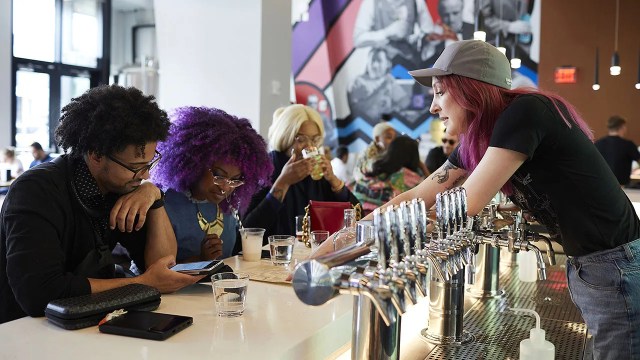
[152,106,273,213]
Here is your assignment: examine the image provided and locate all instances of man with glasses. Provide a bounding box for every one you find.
[0,85,199,324]
[425,131,459,174]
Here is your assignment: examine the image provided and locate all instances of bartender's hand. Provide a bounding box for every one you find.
[201,234,223,260]
[140,255,202,293]
[110,182,160,232]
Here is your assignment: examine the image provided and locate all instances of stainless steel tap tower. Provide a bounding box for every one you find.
[292,187,556,360]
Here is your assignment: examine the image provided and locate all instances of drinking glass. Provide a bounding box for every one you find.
[268,235,295,266]
[310,230,330,252]
[301,146,324,180]
[211,272,249,317]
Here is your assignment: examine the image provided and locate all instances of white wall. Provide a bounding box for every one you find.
[153,0,291,136]
[259,0,292,136]
[0,0,12,148]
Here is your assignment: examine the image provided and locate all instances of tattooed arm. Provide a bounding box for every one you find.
[362,160,468,220]
[362,147,526,220]
[460,147,526,216]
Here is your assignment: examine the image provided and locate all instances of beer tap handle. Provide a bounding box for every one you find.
[373,208,388,269]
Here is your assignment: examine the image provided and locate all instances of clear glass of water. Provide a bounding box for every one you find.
[268,235,295,266]
[211,272,249,317]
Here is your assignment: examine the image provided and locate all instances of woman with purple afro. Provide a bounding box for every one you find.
[152,107,272,262]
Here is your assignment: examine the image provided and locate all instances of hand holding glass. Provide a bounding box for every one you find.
[212,272,249,317]
[240,228,265,262]
[301,146,324,180]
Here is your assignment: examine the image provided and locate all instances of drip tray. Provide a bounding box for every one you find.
[422,256,589,359]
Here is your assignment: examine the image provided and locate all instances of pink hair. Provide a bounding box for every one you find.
[438,75,593,194]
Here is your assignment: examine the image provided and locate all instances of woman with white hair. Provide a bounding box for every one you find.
[243,104,359,240]
[353,120,398,184]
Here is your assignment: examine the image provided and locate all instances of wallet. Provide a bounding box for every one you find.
[45,283,161,330]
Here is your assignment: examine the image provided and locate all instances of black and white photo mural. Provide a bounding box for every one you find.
[292,0,539,155]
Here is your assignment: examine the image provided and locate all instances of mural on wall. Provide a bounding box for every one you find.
[292,0,539,154]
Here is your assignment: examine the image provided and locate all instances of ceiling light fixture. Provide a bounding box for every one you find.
[610,0,621,76]
[593,47,600,91]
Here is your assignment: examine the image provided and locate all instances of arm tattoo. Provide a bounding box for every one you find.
[446,175,467,190]
[429,161,459,184]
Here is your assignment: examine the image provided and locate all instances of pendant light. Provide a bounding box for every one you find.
[635,49,640,89]
[593,47,600,91]
[474,0,486,41]
[610,0,621,76]
[495,0,506,55]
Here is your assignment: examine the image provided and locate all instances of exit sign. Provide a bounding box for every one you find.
[554,67,577,84]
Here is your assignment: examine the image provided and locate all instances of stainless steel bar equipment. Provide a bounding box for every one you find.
[292,187,556,359]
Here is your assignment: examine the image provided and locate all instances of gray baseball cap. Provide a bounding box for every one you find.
[409,40,512,89]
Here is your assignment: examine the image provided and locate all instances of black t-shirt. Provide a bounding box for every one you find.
[594,135,640,186]
[425,146,448,173]
[449,94,640,256]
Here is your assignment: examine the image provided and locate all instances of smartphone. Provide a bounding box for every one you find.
[99,311,193,341]
[170,260,223,276]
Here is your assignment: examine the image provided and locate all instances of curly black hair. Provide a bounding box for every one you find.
[55,85,170,158]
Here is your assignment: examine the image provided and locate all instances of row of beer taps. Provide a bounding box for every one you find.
[292,187,557,327]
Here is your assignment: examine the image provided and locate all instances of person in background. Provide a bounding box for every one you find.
[29,142,53,168]
[331,145,352,185]
[364,40,640,359]
[594,115,640,187]
[353,135,426,213]
[243,104,359,239]
[1,148,24,179]
[151,107,272,262]
[353,120,398,183]
[425,131,459,174]
[0,85,199,324]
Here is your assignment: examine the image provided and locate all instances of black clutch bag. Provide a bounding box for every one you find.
[45,283,161,330]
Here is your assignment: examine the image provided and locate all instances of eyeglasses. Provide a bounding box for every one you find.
[107,150,162,179]
[294,134,323,147]
[441,138,457,146]
[209,169,245,188]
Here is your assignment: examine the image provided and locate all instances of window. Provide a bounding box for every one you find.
[11,0,109,150]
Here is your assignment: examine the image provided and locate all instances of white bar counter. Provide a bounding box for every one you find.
[0,256,353,360]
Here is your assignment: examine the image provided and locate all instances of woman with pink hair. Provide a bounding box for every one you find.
[366,40,640,359]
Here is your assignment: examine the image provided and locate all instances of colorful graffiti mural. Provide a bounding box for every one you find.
[293,0,539,154]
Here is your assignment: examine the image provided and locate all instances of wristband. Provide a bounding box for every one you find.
[149,189,165,210]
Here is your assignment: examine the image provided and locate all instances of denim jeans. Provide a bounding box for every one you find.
[566,238,640,360]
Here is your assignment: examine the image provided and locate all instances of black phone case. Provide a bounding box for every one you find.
[45,284,161,330]
[99,311,193,341]
[173,260,224,276]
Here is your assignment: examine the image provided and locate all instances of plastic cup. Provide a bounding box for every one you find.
[240,228,265,262]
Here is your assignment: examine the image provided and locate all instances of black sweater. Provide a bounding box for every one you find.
[0,156,146,323]
[243,150,360,240]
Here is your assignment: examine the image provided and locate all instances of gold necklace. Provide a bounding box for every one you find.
[196,203,224,236]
